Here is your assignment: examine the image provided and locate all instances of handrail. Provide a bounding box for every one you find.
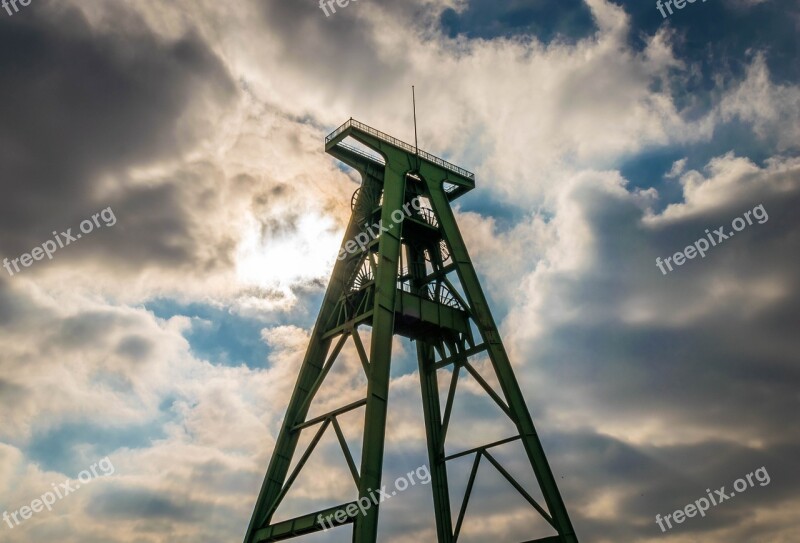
[335,142,386,165]
[326,118,475,181]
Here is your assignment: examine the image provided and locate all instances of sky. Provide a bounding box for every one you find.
[0,0,798,542]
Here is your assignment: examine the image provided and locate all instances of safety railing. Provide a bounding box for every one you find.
[336,142,386,165]
[326,118,475,181]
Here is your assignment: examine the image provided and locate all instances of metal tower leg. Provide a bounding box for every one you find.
[353,168,407,542]
[417,340,455,543]
[424,178,578,543]
[242,171,372,543]
[242,312,339,540]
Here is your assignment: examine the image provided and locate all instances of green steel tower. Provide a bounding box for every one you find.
[243,119,579,543]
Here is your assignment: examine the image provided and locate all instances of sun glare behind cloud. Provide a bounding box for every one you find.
[235,212,342,293]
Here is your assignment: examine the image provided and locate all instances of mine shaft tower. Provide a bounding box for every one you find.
[244,118,579,543]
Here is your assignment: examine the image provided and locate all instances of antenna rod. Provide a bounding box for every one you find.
[412,85,419,157]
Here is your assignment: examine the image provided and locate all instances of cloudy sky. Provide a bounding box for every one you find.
[0,0,798,541]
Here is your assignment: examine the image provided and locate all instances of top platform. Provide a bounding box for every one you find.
[324,118,476,194]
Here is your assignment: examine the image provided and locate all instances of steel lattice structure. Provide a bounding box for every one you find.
[243,119,579,543]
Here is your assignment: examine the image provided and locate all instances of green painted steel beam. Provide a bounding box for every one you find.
[252,502,358,542]
[352,144,408,543]
[417,334,455,542]
[393,289,471,338]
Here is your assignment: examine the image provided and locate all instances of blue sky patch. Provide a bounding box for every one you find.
[440,0,596,43]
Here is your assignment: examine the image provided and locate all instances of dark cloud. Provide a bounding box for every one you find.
[0,278,42,326]
[0,1,236,268]
[0,378,28,407]
[258,0,415,101]
[54,311,120,348]
[87,486,208,521]
[116,334,155,360]
[539,429,797,540]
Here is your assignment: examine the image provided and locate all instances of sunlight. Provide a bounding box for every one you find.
[235,211,342,293]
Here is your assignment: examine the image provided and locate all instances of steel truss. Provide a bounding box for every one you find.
[243,119,579,543]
